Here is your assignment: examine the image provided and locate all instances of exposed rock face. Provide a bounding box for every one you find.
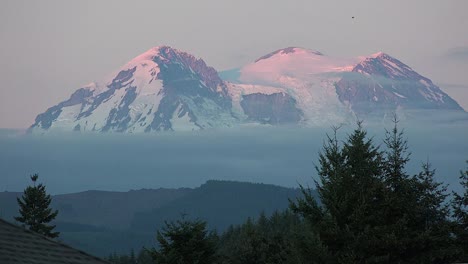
[30,46,237,133]
[102,86,138,132]
[157,46,226,91]
[29,47,466,133]
[240,93,302,125]
[146,46,233,131]
[33,88,94,130]
[335,53,463,116]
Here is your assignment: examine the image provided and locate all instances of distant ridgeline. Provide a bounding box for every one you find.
[0,180,305,257]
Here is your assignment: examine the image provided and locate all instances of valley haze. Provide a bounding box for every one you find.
[1,122,467,195]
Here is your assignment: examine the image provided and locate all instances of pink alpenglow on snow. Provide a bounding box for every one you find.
[239,47,359,84]
[28,46,465,133]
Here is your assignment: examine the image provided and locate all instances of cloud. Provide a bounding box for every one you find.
[444,46,468,62]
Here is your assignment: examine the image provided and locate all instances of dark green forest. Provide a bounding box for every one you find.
[107,121,468,264]
[1,181,303,255]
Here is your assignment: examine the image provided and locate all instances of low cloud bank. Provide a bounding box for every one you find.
[1,120,467,194]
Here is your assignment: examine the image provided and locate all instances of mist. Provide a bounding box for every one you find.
[1,120,467,195]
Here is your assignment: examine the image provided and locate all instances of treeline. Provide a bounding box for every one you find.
[108,120,468,264]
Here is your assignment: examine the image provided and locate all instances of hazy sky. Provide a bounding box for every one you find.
[1,0,467,128]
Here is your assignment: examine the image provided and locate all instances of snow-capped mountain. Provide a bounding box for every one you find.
[224,47,464,124]
[225,47,358,125]
[335,52,463,116]
[29,46,464,133]
[30,46,237,133]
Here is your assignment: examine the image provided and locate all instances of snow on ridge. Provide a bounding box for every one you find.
[30,45,465,133]
[254,47,324,63]
[241,49,358,85]
[353,51,421,79]
[419,79,431,87]
[103,45,196,87]
[36,46,170,133]
[127,46,162,64]
[91,45,200,98]
[369,51,386,58]
[393,92,406,99]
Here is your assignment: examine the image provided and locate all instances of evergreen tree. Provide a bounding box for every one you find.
[137,249,154,264]
[291,123,385,263]
[107,253,116,263]
[217,211,305,264]
[107,250,147,264]
[377,116,455,262]
[411,162,455,262]
[147,216,217,264]
[15,174,59,238]
[129,249,136,264]
[452,161,468,261]
[377,117,422,261]
[290,121,456,263]
[382,115,411,191]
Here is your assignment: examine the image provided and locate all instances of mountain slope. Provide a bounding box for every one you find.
[335,52,463,116]
[29,46,237,133]
[131,180,303,232]
[29,46,465,133]
[226,47,359,125]
[224,47,464,124]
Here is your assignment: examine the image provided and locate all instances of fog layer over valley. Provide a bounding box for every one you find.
[1,120,467,194]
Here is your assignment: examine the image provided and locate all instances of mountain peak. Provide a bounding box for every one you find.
[254,47,323,63]
[146,45,182,53]
[360,52,399,63]
[128,45,195,64]
[353,51,418,79]
[336,51,464,114]
[29,45,465,134]
[30,45,236,133]
[369,51,387,58]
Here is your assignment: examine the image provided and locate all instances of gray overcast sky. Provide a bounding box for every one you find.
[1,0,467,128]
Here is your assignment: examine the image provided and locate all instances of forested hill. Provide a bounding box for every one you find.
[0,180,305,256]
[131,180,303,231]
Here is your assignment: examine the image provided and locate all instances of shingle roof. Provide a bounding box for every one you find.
[0,218,109,264]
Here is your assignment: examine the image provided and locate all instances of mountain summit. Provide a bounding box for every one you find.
[336,52,463,115]
[254,47,324,63]
[29,46,464,133]
[30,46,236,133]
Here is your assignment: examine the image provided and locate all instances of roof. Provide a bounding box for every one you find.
[0,218,109,264]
